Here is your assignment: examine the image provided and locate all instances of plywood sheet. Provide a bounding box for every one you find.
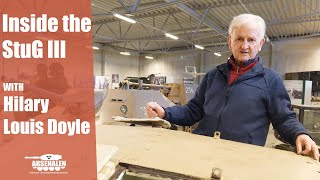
[96,125,158,163]
[112,116,171,128]
[96,125,320,180]
[96,144,118,173]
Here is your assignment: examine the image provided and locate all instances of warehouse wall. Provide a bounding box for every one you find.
[93,49,102,75]
[138,43,272,84]
[92,37,320,84]
[93,43,273,85]
[271,37,320,76]
[93,49,140,80]
[139,51,202,83]
[203,52,229,73]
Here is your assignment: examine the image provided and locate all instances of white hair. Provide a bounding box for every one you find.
[228,14,266,39]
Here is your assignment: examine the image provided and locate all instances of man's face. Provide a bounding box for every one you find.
[228,23,265,62]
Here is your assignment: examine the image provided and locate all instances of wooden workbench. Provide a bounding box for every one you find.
[96,125,320,180]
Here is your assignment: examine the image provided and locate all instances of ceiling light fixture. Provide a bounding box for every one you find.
[120,52,130,56]
[145,56,154,59]
[113,13,136,24]
[214,52,222,56]
[195,45,204,50]
[165,33,178,40]
[92,46,99,50]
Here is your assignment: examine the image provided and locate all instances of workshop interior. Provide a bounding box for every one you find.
[6,0,320,179]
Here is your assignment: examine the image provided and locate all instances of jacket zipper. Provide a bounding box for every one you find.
[215,65,236,135]
[215,85,230,134]
[214,64,264,136]
[215,65,238,134]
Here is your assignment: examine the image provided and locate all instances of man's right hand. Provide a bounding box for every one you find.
[146,102,165,118]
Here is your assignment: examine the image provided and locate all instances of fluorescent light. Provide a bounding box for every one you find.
[145,56,154,59]
[92,46,99,50]
[214,52,221,56]
[165,33,178,40]
[195,45,204,50]
[120,52,130,56]
[113,13,136,24]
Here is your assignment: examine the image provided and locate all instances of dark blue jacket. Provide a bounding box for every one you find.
[164,57,308,146]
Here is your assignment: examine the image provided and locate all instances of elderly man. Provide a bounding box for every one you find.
[146,14,319,160]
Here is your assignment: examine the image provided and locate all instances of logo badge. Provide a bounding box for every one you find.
[25,154,67,174]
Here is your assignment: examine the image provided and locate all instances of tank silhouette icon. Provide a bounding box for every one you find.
[25,154,62,161]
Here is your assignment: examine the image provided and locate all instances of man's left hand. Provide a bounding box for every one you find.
[296,134,319,161]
